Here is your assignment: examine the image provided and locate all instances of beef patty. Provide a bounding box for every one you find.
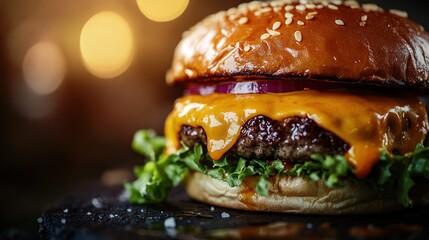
[180,116,350,162]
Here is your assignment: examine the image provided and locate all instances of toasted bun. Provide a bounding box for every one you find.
[167,1,429,89]
[185,171,429,214]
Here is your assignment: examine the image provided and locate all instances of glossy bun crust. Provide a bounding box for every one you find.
[186,172,429,214]
[167,1,429,89]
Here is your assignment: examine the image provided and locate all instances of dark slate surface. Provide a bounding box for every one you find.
[36,183,429,240]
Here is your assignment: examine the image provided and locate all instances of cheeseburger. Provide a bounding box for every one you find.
[126,0,429,214]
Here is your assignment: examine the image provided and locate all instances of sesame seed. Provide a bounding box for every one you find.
[328,4,339,10]
[305,14,315,20]
[244,45,251,52]
[254,11,262,17]
[316,4,324,9]
[237,8,248,15]
[272,21,281,30]
[344,1,360,8]
[216,11,226,18]
[273,6,282,12]
[285,12,294,18]
[37,218,43,223]
[331,0,343,5]
[362,3,380,12]
[87,212,92,216]
[63,209,69,213]
[306,3,316,9]
[238,7,248,15]
[238,17,248,25]
[127,208,132,212]
[308,11,318,15]
[238,3,249,9]
[61,219,66,224]
[359,21,366,27]
[344,0,359,6]
[389,9,408,18]
[270,1,284,7]
[228,14,240,21]
[260,33,271,40]
[297,20,305,26]
[296,5,306,11]
[259,7,272,13]
[284,5,295,11]
[226,7,237,16]
[361,15,368,22]
[267,29,281,36]
[294,30,302,42]
[285,18,293,25]
[335,19,345,25]
[248,2,261,11]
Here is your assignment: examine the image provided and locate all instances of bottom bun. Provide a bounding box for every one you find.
[185,171,429,214]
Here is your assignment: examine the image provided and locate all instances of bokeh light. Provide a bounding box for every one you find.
[136,0,189,22]
[80,11,134,79]
[22,41,66,95]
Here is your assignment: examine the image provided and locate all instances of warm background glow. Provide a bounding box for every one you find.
[22,41,65,95]
[136,0,189,22]
[80,11,134,79]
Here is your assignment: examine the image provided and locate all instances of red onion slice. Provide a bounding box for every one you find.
[185,79,343,95]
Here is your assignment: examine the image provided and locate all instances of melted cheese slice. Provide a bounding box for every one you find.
[165,90,428,178]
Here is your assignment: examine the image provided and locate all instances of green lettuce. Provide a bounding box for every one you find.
[364,143,429,206]
[125,130,429,207]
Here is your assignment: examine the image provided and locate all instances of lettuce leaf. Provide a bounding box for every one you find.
[125,130,429,206]
[364,143,429,207]
[284,154,351,188]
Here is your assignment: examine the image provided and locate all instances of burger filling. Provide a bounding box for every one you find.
[180,116,349,163]
[126,89,429,207]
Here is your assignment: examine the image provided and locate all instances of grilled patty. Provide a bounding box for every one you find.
[180,116,350,162]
